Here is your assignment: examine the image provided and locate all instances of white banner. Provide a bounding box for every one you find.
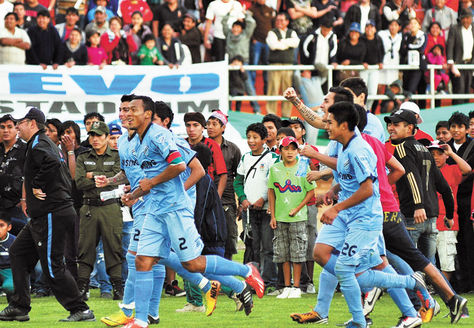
[0,62,229,136]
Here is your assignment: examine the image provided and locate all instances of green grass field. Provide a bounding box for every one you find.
[1,251,473,327]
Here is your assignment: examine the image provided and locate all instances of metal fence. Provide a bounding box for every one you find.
[228,64,474,109]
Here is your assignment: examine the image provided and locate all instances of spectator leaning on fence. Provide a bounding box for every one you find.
[0,12,31,65]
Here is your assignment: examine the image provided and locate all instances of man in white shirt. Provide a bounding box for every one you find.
[0,12,31,64]
[0,0,13,29]
[203,0,244,61]
[447,8,474,104]
[266,12,299,117]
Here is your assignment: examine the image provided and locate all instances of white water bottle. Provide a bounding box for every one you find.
[296,156,310,177]
[100,184,125,201]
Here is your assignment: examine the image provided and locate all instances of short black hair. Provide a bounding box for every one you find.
[246,122,268,140]
[154,101,174,128]
[329,86,354,104]
[5,12,18,21]
[262,114,282,130]
[65,7,79,15]
[469,111,474,120]
[191,143,212,172]
[131,10,142,17]
[13,2,24,9]
[276,127,296,138]
[230,55,244,64]
[132,95,155,115]
[232,20,245,30]
[37,9,50,18]
[448,111,469,129]
[121,94,135,103]
[328,101,359,131]
[46,118,62,132]
[60,120,81,145]
[435,120,449,132]
[83,112,104,124]
[277,11,290,21]
[340,77,368,104]
[71,27,82,36]
[143,34,156,43]
[354,104,368,131]
[0,215,11,226]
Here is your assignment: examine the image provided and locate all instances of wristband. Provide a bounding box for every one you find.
[20,198,26,201]
[67,151,74,155]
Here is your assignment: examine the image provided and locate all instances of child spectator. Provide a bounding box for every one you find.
[62,27,88,67]
[428,141,471,281]
[0,215,15,297]
[86,30,107,68]
[425,44,449,93]
[380,79,408,113]
[276,127,296,149]
[229,55,247,112]
[137,34,164,65]
[268,136,315,299]
[234,123,279,291]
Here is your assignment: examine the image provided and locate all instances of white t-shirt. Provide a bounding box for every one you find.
[359,4,370,32]
[0,1,13,29]
[205,0,244,40]
[0,27,31,65]
[236,149,279,209]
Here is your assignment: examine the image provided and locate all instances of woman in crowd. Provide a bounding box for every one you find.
[63,27,88,67]
[123,11,153,64]
[157,23,188,68]
[100,16,137,65]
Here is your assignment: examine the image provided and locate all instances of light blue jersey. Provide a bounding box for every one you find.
[333,134,383,230]
[364,112,385,143]
[174,135,197,205]
[118,131,147,217]
[133,123,189,215]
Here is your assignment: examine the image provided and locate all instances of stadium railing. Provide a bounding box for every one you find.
[228,64,474,109]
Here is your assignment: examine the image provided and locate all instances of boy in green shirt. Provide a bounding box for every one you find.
[268,136,315,299]
[138,34,164,65]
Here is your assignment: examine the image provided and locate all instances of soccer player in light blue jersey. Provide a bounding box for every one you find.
[119,96,264,328]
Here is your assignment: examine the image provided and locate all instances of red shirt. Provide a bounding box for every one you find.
[120,0,153,24]
[363,134,400,212]
[199,137,228,180]
[437,164,461,231]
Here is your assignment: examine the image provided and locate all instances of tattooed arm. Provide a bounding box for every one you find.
[283,87,325,129]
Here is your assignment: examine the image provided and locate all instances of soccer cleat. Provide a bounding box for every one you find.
[165,280,186,297]
[123,319,148,328]
[175,303,205,313]
[363,287,382,316]
[392,316,422,328]
[244,263,265,298]
[230,293,244,312]
[290,310,328,324]
[205,280,221,316]
[342,317,373,327]
[411,272,435,314]
[419,298,440,323]
[0,305,30,322]
[59,309,95,322]
[100,310,133,326]
[276,287,292,299]
[461,304,469,319]
[147,315,159,325]
[448,294,468,324]
[237,283,254,316]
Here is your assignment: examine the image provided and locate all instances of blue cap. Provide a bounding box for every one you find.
[366,19,376,27]
[349,22,361,33]
[108,123,122,135]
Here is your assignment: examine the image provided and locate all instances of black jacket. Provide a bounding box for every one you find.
[194,174,227,248]
[447,137,474,198]
[26,24,63,65]
[362,34,384,64]
[344,4,381,33]
[0,139,26,210]
[24,130,73,218]
[299,28,338,71]
[392,136,454,219]
[62,42,88,65]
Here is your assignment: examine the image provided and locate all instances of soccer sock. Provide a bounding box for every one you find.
[314,269,338,318]
[356,269,414,290]
[335,264,365,327]
[204,255,250,277]
[159,253,211,289]
[205,273,246,294]
[148,263,165,319]
[322,253,338,276]
[121,252,136,317]
[134,270,153,324]
[382,265,418,318]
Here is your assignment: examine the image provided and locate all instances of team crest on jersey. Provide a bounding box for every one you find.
[343,160,350,169]
[143,146,149,156]
[259,163,265,171]
[273,179,302,193]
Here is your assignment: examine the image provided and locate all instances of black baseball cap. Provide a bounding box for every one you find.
[0,114,16,124]
[282,117,305,130]
[15,106,46,124]
[384,109,417,126]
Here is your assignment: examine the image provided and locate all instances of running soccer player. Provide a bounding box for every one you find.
[121,96,264,328]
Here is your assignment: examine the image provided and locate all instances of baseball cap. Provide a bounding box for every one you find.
[282,117,305,130]
[400,101,423,124]
[15,106,45,125]
[108,123,122,135]
[88,121,109,135]
[366,19,376,27]
[460,8,473,18]
[208,110,228,126]
[95,6,106,13]
[384,109,417,126]
[0,114,16,124]
[427,140,446,152]
[279,136,299,149]
[349,22,361,33]
[184,12,198,22]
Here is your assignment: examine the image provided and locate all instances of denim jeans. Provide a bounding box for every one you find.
[404,217,438,265]
[90,240,112,293]
[250,41,269,93]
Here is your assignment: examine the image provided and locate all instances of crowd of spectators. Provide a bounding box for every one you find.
[0,0,473,110]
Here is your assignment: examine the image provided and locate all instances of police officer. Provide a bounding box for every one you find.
[0,107,94,322]
[75,121,124,300]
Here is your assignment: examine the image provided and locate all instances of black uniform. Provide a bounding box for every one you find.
[8,130,89,314]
